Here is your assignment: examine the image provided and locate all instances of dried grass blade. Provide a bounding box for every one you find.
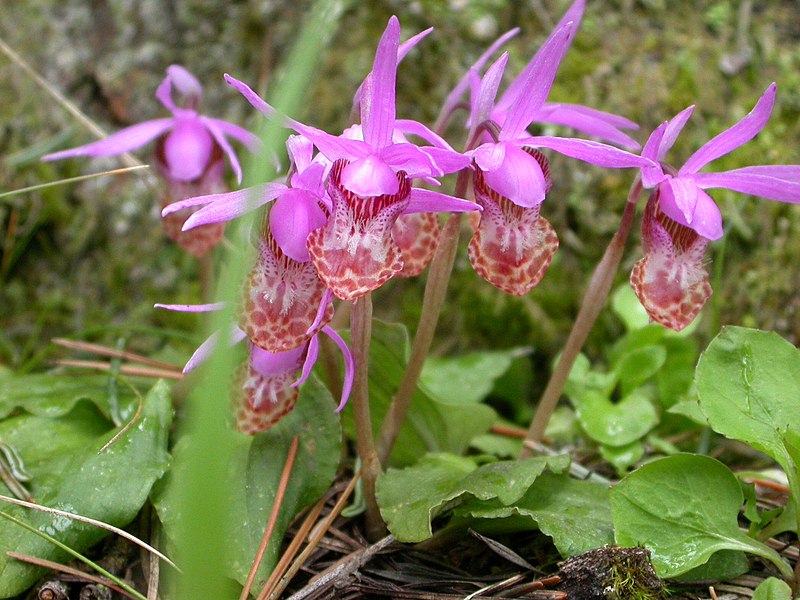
[52,337,182,372]
[0,166,150,202]
[55,359,183,381]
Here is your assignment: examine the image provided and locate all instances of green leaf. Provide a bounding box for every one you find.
[752,577,793,600]
[573,389,658,447]
[377,454,569,543]
[656,336,698,409]
[469,432,522,459]
[0,381,172,597]
[600,440,644,476]
[610,454,792,578]
[342,321,496,467]
[154,375,341,588]
[612,284,652,331]
[667,397,708,426]
[0,373,137,420]
[420,348,525,405]
[613,345,666,396]
[457,472,613,557]
[671,550,750,582]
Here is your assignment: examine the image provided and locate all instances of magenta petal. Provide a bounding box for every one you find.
[154,302,226,312]
[436,27,520,128]
[181,183,287,230]
[155,77,177,112]
[362,16,400,149]
[541,102,637,130]
[42,119,174,161]
[341,155,399,197]
[224,74,276,118]
[658,105,695,161]
[321,326,354,412]
[394,119,453,149]
[523,136,651,169]
[201,117,243,183]
[483,143,547,208]
[270,190,328,262]
[292,336,319,389]
[163,119,214,181]
[694,166,800,203]
[472,142,506,171]
[166,65,203,100]
[398,27,434,61]
[471,52,509,140]
[533,103,641,150]
[251,343,305,378]
[287,134,315,172]
[203,117,259,150]
[659,176,699,228]
[681,84,777,175]
[293,123,368,163]
[405,188,481,214]
[306,288,333,335]
[379,143,441,177]
[687,188,723,240]
[184,325,247,374]
[500,24,575,140]
[420,147,471,175]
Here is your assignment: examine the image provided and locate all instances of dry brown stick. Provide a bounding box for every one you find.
[489,423,528,439]
[52,338,182,372]
[6,552,137,599]
[262,474,360,600]
[55,359,183,381]
[286,535,395,600]
[240,436,299,600]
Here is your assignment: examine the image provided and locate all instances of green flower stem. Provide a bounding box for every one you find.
[376,168,471,465]
[351,293,384,540]
[520,177,644,456]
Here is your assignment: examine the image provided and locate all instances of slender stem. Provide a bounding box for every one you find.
[519,177,644,457]
[198,253,215,305]
[376,169,471,465]
[350,294,384,539]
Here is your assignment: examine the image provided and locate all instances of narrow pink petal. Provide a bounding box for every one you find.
[164,119,214,181]
[362,16,400,149]
[659,176,698,226]
[420,146,471,175]
[483,143,547,208]
[341,155,399,197]
[286,134,315,172]
[224,74,276,118]
[203,117,259,150]
[405,188,481,214]
[694,166,800,203]
[306,288,333,335]
[436,27,520,128]
[541,101,637,130]
[42,119,173,161]
[500,24,575,140]
[641,122,667,188]
[470,52,509,139]
[292,336,319,389]
[154,302,226,312]
[379,143,441,177]
[681,83,776,175]
[657,105,694,161]
[533,103,641,150]
[321,326,354,412]
[293,123,368,163]
[184,326,247,374]
[155,77,177,112]
[201,116,243,183]
[394,119,456,149]
[270,190,328,262]
[522,136,651,168]
[686,188,723,240]
[180,183,287,229]
[398,27,434,61]
[166,65,203,101]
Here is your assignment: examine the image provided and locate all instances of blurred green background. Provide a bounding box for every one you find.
[1,0,798,405]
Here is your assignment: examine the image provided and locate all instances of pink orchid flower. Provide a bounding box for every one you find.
[632,83,800,330]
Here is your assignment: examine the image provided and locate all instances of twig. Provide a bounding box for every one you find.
[262,474,360,600]
[0,166,151,202]
[52,338,182,372]
[0,495,177,569]
[6,552,137,599]
[240,436,299,600]
[285,535,396,600]
[54,359,183,380]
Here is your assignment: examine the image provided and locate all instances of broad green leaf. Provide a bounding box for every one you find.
[610,454,791,578]
[667,397,708,426]
[420,348,525,405]
[377,454,569,543]
[457,472,613,557]
[573,389,658,447]
[600,440,643,476]
[612,284,652,331]
[695,327,800,471]
[469,432,522,458]
[0,373,137,420]
[0,381,172,597]
[672,550,750,582]
[613,345,666,396]
[656,336,698,408]
[342,321,496,467]
[377,453,477,542]
[752,577,793,600]
[154,375,341,588]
